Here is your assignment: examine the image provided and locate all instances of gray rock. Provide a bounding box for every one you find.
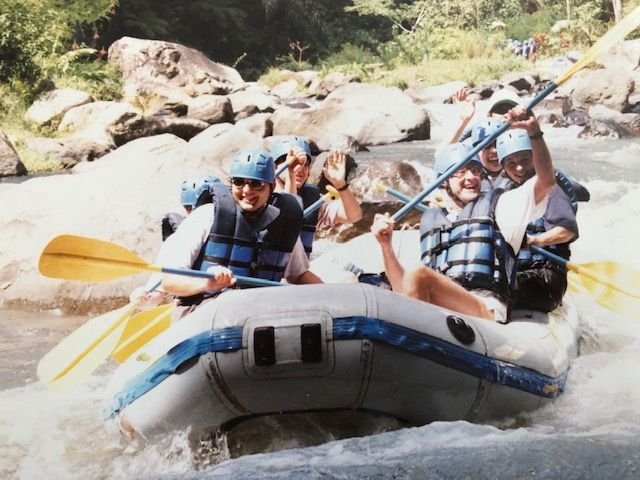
[271,83,430,149]
[108,36,244,112]
[0,131,26,177]
[570,69,634,112]
[186,95,234,124]
[25,88,93,125]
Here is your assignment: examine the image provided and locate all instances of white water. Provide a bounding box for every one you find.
[2,132,640,479]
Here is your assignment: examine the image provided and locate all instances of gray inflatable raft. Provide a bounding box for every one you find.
[105,279,580,442]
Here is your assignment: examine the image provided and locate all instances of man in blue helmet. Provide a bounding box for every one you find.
[161,174,221,241]
[497,128,583,312]
[153,148,322,308]
[371,107,556,323]
[270,135,362,258]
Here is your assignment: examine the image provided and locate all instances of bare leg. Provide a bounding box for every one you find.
[403,265,494,320]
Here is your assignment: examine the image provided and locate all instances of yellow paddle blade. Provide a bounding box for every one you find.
[111,303,174,364]
[39,234,155,282]
[568,266,640,319]
[556,6,640,85]
[37,303,136,393]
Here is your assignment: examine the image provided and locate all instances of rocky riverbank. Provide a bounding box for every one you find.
[1,36,639,313]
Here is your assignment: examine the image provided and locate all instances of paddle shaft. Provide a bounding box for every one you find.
[303,190,339,217]
[159,265,282,287]
[378,184,428,213]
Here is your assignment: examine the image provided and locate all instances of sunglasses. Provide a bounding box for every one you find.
[230,177,268,190]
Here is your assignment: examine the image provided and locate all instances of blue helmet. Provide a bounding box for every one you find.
[229,149,275,183]
[180,174,220,209]
[434,143,481,179]
[471,118,507,147]
[497,129,532,165]
[270,135,312,163]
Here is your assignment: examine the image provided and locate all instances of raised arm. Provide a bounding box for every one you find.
[322,150,363,224]
[506,107,555,203]
[371,213,405,292]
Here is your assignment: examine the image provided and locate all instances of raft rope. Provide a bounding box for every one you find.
[104,317,568,419]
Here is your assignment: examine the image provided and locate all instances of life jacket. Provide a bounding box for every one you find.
[554,170,578,213]
[298,183,321,257]
[195,184,303,284]
[419,189,516,302]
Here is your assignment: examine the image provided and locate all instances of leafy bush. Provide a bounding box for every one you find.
[321,43,380,69]
[506,6,564,42]
[258,67,309,91]
[44,49,123,101]
[0,1,63,88]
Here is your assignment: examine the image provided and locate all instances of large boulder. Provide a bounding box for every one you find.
[0,130,26,177]
[0,131,253,312]
[597,38,640,72]
[580,104,640,138]
[270,83,430,150]
[569,68,635,113]
[188,123,264,174]
[108,37,245,113]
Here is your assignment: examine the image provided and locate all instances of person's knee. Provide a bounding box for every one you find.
[403,265,433,300]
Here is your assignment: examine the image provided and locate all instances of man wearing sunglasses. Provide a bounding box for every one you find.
[371,107,556,323]
[154,148,321,308]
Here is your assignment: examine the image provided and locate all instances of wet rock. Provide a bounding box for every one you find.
[0,131,26,177]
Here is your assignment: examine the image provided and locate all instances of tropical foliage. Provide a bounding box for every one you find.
[0,0,634,101]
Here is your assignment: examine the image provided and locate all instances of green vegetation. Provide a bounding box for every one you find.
[0,0,635,172]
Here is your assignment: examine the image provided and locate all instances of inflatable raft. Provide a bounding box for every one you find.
[105,289,580,442]
[105,232,580,443]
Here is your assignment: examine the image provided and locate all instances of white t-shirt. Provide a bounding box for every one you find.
[316,200,341,229]
[154,202,310,282]
[494,176,548,253]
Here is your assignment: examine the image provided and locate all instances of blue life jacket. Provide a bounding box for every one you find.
[195,184,303,283]
[299,184,321,257]
[419,189,516,302]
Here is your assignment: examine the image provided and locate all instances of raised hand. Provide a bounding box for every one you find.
[322,150,347,189]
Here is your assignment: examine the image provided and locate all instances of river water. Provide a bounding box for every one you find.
[2,127,640,479]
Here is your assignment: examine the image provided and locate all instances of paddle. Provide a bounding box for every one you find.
[275,150,300,177]
[37,279,164,391]
[392,6,640,222]
[37,302,138,392]
[111,303,174,363]
[373,180,427,213]
[39,234,283,287]
[377,180,640,316]
[530,246,639,318]
[37,234,284,391]
[303,185,340,216]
